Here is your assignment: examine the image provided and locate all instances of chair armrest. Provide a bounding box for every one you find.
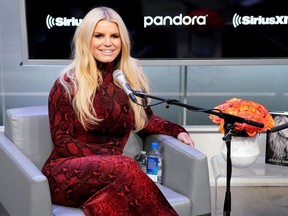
[144,134,211,216]
[0,132,53,216]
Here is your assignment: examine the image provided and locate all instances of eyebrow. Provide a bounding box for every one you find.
[93,31,120,35]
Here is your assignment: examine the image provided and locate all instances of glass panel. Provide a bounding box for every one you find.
[186,65,288,125]
[144,65,184,125]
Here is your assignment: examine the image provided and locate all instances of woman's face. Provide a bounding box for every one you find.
[91,19,121,63]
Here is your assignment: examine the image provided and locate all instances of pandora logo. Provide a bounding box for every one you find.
[144,14,207,28]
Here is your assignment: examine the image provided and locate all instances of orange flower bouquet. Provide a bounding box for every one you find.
[209,98,275,137]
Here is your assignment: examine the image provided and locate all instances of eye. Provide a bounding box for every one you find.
[112,34,120,39]
[94,33,103,38]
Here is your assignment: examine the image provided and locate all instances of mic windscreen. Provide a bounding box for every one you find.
[112,69,123,81]
[112,69,137,103]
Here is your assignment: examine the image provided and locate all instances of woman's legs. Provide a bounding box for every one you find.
[44,155,178,216]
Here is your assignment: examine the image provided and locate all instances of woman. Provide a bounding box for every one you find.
[42,6,194,216]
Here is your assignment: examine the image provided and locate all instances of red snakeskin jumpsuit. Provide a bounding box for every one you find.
[42,63,187,216]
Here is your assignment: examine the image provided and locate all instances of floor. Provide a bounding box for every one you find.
[211,186,288,216]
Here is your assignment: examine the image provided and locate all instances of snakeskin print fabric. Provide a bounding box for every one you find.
[42,63,187,215]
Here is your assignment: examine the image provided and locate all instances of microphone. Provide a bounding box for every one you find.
[269,122,288,133]
[112,69,137,103]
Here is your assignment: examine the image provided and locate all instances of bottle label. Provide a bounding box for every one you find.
[147,157,158,182]
[146,156,158,179]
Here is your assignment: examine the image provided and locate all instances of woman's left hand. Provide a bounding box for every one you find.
[177,132,195,147]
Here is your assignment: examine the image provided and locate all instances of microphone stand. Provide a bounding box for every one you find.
[134,91,264,216]
[269,122,288,133]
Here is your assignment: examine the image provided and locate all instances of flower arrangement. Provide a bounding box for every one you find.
[209,98,275,137]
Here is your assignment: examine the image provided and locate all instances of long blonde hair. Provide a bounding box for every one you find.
[58,7,149,132]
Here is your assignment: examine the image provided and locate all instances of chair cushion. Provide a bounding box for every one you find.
[123,132,143,158]
[4,106,53,169]
[52,205,84,216]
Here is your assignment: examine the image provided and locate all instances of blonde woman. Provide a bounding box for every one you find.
[42,7,194,216]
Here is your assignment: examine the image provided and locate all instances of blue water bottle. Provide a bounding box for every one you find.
[146,142,162,183]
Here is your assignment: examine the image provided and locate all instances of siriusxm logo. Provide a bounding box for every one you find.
[46,15,82,29]
[144,14,207,28]
[233,13,288,28]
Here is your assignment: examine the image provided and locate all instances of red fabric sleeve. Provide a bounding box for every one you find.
[137,107,188,138]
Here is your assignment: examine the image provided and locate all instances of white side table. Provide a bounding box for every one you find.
[211,155,288,215]
[211,155,288,187]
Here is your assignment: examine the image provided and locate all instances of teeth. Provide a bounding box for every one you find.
[101,50,112,53]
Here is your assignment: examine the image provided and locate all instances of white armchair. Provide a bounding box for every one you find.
[0,106,211,216]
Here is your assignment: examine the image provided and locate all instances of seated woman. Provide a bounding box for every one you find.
[42,6,194,216]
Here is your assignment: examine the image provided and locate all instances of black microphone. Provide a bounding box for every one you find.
[112,69,137,103]
[269,122,288,133]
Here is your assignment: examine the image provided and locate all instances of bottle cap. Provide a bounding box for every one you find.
[151,142,158,149]
[140,150,146,154]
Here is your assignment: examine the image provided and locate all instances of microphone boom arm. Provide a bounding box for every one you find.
[134,91,264,129]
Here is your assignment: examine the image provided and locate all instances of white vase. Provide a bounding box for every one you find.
[221,135,260,169]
